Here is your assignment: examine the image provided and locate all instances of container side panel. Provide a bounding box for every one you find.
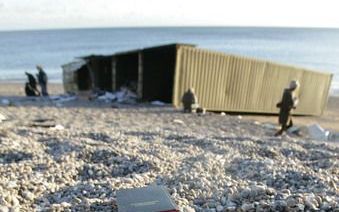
[175,46,332,115]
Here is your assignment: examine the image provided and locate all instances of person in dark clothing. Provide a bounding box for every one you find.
[275,80,300,136]
[25,82,38,96]
[36,65,48,96]
[181,88,198,113]
[25,72,40,96]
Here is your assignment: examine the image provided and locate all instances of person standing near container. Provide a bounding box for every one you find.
[181,88,198,113]
[275,80,300,136]
[36,65,49,96]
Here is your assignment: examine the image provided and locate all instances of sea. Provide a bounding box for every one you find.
[0,27,339,95]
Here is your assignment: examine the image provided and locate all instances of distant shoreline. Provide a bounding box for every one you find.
[2,26,339,33]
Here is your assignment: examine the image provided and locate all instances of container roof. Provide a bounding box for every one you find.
[78,43,196,59]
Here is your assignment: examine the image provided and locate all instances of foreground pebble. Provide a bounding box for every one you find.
[0,103,338,211]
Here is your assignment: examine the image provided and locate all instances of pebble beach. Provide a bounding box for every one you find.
[0,83,338,211]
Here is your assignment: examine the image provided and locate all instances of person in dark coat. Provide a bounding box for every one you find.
[25,72,40,96]
[25,83,38,96]
[36,65,48,96]
[275,80,300,136]
[181,88,198,113]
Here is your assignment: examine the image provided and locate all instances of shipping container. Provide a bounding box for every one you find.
[62,44,332,115]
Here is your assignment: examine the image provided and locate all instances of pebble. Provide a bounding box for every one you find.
[241,203,255,211]
[22,191,35,201]
[183,206,195,212]
[0,106,338,211]
[216,205,223,212]
[0,206,9,212]
[11,196,20,207]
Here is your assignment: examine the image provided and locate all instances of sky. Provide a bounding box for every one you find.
[0,0,338,31]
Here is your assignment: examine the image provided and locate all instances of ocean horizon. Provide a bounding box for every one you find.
[0,26,338,94]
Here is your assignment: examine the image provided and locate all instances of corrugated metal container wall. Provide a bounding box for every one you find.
[62,67,78,93]
[62,60,88,93]
[173,46,333,115]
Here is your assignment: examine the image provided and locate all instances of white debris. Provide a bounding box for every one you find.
[116,87,137,103]
[95,87,137,104]
[98,92,116,102]
[151,101,166,106]
[50,124,65,130]
[307,124,330,141]
[173,119,185,125]
[0,113,6,122]
[1,99,10,106]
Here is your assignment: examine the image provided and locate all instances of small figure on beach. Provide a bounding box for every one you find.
[181,88,198,113]
[275,80,300,136]
[25,82,38,96]
[25,72,40,96]
[36,65,49,96]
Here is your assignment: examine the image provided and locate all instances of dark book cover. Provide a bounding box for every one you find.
[116,186,179,212]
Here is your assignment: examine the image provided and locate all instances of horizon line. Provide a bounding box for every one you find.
[1,25,339,33]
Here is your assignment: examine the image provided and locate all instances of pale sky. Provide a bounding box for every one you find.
[0,0,338,31]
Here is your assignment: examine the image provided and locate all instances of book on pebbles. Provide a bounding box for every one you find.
[117,186,179,212]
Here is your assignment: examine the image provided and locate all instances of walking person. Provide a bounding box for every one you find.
[36,65,49,96]
[275,80,300,136]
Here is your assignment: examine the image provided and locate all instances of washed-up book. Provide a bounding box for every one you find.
[116,185,179,212]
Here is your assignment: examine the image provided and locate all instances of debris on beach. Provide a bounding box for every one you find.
[150,100,166,106]
[305,124,339,142]
[307,124,330,141]
[94,87,137,104]
[0,113,6,123]
[50,94,77,103]
[50,124,65,131]
[1,99,10,106]
[29,118,58,128]
[172,119,185,125]
[116,186,179,212]
[97,92,116,102]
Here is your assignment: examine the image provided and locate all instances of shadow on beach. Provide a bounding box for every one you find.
[34,182,117,211]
